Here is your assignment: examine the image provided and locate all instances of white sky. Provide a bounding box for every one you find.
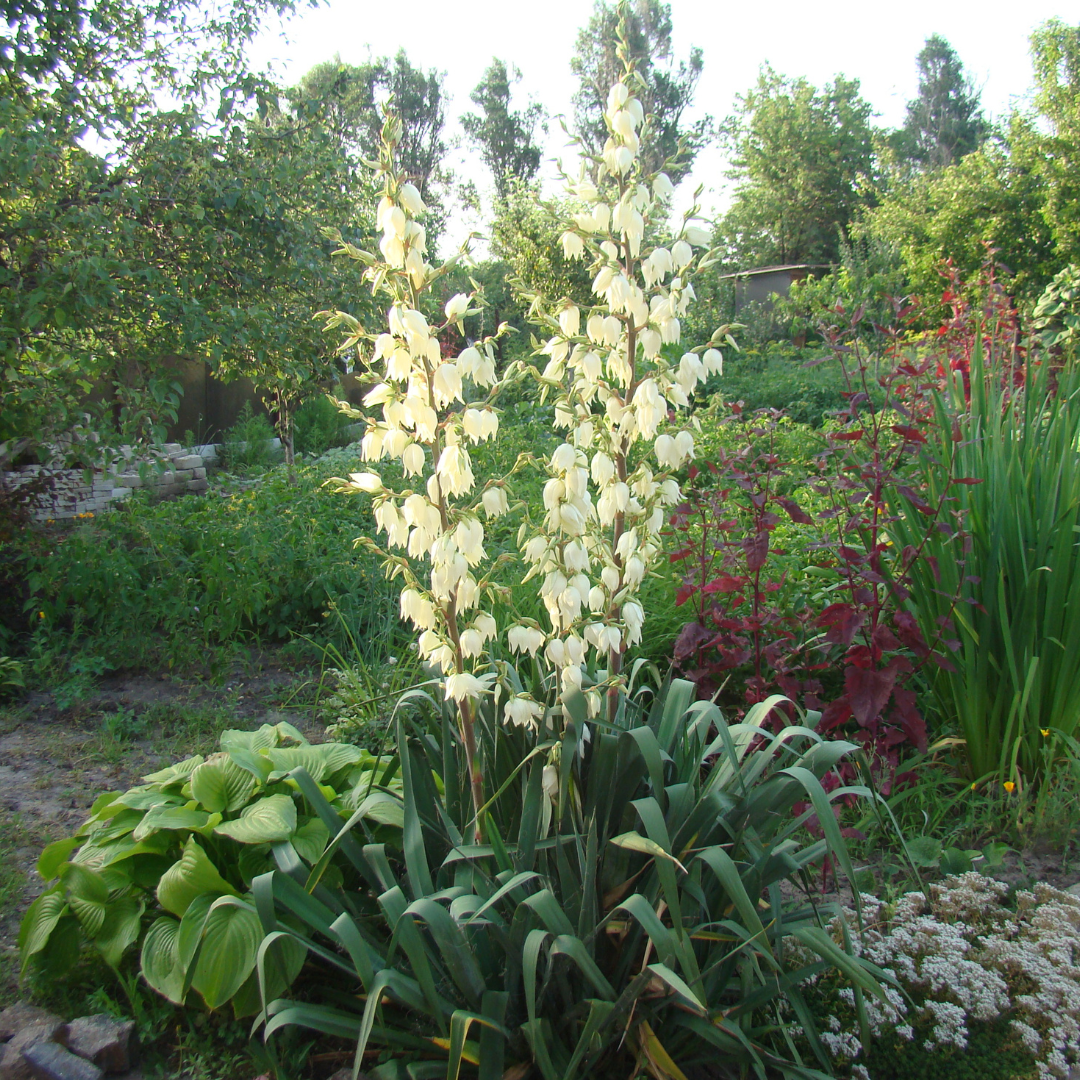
[248,0,1074,251]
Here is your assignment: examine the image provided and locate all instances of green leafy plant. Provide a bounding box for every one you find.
[890,323,1080,784]
[220,403,280,475]
[0,655,24,698]
[1032,262,1080,354]
[19,720,401,1014]
[254,679,890,1080]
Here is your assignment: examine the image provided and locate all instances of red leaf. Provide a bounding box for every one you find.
[818,603,865,645]
[831,430,865,442]
[743,531,769,572]
[891,424,927,444]
[893,610,928,655]
[675,585,698,607]
[951,477,984,486]
[776,496,813,525]
[673,621,714,662]
[845,665,898,726]
[702,574,747,594]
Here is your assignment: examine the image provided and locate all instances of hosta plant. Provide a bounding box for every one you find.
[254,678,891,1080]
[19,720,402,1014]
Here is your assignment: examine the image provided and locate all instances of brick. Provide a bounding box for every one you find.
[109,488,131,501]
[192,467,206,479]
[185,479,208,493]
[170,469,193,482]
[21,1042,102,1080]
[161,443,181,455]
[112,474,142,489]
[64,1015,136,1074]
[171,455,202,470]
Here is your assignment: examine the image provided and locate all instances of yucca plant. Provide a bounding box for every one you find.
[890,333,1080,784]
[254,678,890,1080]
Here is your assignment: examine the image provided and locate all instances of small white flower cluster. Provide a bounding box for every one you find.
[513,74,726,714]
[799,874,1080,1079]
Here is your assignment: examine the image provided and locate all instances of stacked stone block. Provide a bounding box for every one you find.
[3,444,210,521]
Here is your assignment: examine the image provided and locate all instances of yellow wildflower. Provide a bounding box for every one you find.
[1004,781,1016,794]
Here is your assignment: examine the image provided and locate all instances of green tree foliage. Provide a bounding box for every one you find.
[1026,19,1080,267]
[489,181,594,313]
[863,137,1054,317]
[718,67,876,269]
[570,0,710,181]
[461,58,546,199]
[296,52,447,203]
[891,34,989,170]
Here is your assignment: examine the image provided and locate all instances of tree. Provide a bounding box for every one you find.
[461,59,546,199]
[718,68,876,268]
[570,0,710,181]
[1026,19,1080,267]
[891,35,989,170]
[296,52,447,202]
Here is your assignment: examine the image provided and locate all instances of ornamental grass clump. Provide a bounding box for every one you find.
[795,873,1080,1080]
[890,292,1080,785]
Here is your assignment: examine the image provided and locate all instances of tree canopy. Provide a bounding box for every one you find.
[461,59,546,199]
[570,0,710,181]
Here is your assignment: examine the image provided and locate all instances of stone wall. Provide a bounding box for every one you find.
[3,443,210,521]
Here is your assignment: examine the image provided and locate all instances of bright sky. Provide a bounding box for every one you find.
[248,0,1074,250]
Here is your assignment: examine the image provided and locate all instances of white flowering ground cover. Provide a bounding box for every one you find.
[789,873,1080,1080]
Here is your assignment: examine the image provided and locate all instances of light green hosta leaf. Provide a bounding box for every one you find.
[291,818,329,865]
[224,745,274,785]
[132,806,220,842]
[95,896,145,968]
[18,888,67,972]
[143,755,204,785]
[114,789,185,811]
[187,899,264,1010]
[265,744,363,783]
[214,794,297,845]
[37,837,80,881]
[141,916,186,1004]
[61,863,109,937]
[156,837,238,917]
[190,756,258,813]
[72,830,174,871]
[351,791,404,828]
[220,721,306,754]
[230,933,307,1018]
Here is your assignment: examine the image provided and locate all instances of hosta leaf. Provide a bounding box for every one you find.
[190,756,258,813]
[188,899,264,1009]
[230,932,307,1018]
[132,806,219,842]
[95,896,145,967]
[266,744,363,783]
[214,794,297,844]
[37,837,80,881]
[291,818,329,865]
[18,888,67,972]
[142,755,203,785]
[114,789,185,811]
[220,722,305,754]
[156,836,238,917]
[62,864,109,937]
[141,916,185,1004]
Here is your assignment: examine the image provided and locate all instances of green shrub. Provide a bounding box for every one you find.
[220,403,280,474]
[293,394,353,458]
[19,720,401,1015]
[14,459,402,673]
[255,679,889,1079]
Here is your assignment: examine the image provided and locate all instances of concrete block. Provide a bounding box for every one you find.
[64,1015,136,1074]
[21,1042,102,1080]
[161,443,181,455]
[185,479,208,493]
[192,467,206,479]
[170,469,193,482]
[109,488,131,501]
[172,455,202,470]
[113,474,142,489]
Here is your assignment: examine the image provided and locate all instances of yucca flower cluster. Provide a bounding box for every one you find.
[327,111,513,832]
[509,72,729,720]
